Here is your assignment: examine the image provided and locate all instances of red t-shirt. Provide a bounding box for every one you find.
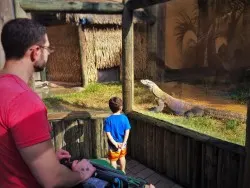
[0,74,51,188]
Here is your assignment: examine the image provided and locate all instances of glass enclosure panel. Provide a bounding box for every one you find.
[133,0,248,146]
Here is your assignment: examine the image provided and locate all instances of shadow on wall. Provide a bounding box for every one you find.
[50,111,109,160]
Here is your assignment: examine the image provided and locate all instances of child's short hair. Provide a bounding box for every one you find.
[109,97,123,113]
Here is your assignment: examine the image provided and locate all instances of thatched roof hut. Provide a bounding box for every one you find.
[35,9,152,85]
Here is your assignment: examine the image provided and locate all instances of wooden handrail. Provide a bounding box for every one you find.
[19,0,124,14]
[48,111,110,121]
[125,0,170,10]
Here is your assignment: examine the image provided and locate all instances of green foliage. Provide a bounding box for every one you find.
[228,86,250,104]
[140,111,245,146]
[43,83,123,112]
[43,97,64,111]
[225,119,241,130]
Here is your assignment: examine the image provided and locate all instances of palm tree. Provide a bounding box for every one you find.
[174,0,248,71]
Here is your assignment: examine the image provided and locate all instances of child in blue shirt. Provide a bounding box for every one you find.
[104,97,131,173]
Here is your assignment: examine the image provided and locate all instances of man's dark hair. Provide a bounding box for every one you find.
[1,18,46,60]
[109,97,123,113]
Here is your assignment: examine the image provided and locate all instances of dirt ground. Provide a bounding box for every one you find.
[157,81,247,115]
[35,80,247,116]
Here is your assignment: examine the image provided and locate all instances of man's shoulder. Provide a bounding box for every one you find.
[0,74,43,107]
[0,74,30,94]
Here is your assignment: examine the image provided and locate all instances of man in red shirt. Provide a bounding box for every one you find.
[0,18,95,187]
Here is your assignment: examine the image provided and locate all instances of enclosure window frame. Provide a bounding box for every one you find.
[12,1,250,188]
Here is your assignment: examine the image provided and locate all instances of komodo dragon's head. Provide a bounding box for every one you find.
[140,79,157,91]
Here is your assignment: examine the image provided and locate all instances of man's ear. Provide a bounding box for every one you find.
[28,46,40,62]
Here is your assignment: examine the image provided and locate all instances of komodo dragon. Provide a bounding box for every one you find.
[141,79,246,122]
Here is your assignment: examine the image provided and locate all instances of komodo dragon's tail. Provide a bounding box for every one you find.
[203,108,246,122]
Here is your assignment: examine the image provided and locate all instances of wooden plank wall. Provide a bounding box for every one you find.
[49,114,109,160]
[127,112,245,188]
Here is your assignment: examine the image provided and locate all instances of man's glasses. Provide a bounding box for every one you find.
[39,46,55,54]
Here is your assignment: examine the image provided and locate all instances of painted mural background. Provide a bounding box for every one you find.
[163,0,250,78]
[135,0,250,115]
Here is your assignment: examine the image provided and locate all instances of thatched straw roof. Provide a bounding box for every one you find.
[56,7,155,25]
[57,10,148,25]
[63,13,123,25]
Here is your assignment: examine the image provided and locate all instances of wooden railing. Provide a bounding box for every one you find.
[48,111,109,160]
[48,111,246,188]
[127,112,245,188]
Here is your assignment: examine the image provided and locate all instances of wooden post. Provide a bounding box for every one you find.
[91,119,102,158]
[243,101,250,188]
[125,0,170,10]
[19,0,124,14]
[122,7,134,113]
[78,26,88,88]
[40,68,47,81]
[146,5,158,80]
[156,3,166,81]
[0,0,15,68]
[14,0,36,90]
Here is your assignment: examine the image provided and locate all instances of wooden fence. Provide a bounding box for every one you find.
[127,112,246,188]
[48,111,109,160]
[48,111,245,188]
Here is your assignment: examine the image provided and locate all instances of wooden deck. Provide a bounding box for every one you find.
[125,157,183,188]
[96,156,181,188]
[100,156,183,187]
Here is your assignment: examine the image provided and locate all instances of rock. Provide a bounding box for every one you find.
[72,87,85,92]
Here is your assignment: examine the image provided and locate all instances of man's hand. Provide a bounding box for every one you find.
[72,159,96,182]
[56,149,71,161]
[145,184,155,188]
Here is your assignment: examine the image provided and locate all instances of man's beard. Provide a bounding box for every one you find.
[34,64,45,72]
[34,59,46,72]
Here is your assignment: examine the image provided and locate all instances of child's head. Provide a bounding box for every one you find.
[109,97,123,113]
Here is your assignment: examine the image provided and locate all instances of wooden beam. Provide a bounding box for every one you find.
[243,101,250,188]
[19,0,124,14]
[14,0,29,18]
[122,7,134,113]
[0,0,15,68]
[126,0,169,10]
[134,9,156,25]
[14,0,36,90]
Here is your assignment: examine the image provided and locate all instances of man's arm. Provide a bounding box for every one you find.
[9,92,95,187]
[19,140,86,188]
